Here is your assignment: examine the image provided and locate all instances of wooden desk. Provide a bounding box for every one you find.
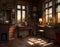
[38,25,56,39]
[16,26,32,38]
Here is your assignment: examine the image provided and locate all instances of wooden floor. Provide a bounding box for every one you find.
[0,37,60,47]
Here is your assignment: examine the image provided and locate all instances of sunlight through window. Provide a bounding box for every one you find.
[26,37,53,47]
[43,42,53,46]
[27,41,34,45]
[58,13,60,23]
[17,5,26,24]
[17,10,21,22]
[57,5,60,12]
[22,11,25,22]
[49,8,52,14]
[45,1,53,25]
[57,0,60,3]
[17,5,21,9]
[22,6,25,9]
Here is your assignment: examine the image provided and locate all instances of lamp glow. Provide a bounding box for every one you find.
[39,18,42,24]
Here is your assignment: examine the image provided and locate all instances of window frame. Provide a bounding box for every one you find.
[44,1,53,25]
[17,4,26,23]
[56,0,60,23]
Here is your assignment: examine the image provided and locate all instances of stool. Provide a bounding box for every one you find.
[38,30,44,38]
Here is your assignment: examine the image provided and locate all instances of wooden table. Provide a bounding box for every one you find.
[16,26,33,38]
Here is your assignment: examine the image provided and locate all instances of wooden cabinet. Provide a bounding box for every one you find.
[9,25,15,40]
[0,24,15,42]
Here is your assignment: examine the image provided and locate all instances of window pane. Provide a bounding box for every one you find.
[49,14,52,18]
[57,0,60,3]
[49,1,52,7]
[49,14,53,23]
[22,11,25,22]
[17,10,21,22]
[58,13,60,23]
[49,8,52,14]
[46,15,48,23]
[17,5,21,9]
[22,6,25,9]
[57,5,60,12]
[46,9,48,14]
[45,3,48,8]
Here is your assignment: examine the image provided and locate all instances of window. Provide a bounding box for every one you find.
[58,13,60,23]
[56,5,60,12]
[46,15,48,23]
[17,5,26,24]
[56,3,60,23]
[45,3,48,8]
[49,1,52,7]
[49,8,52,14]
[22,6,25,9]
[45,1,53,24]
[57,0,60,3]
[22,11,25,22]
[46,9,48,14]
[17,5,21,9]
[17,10,21,22]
